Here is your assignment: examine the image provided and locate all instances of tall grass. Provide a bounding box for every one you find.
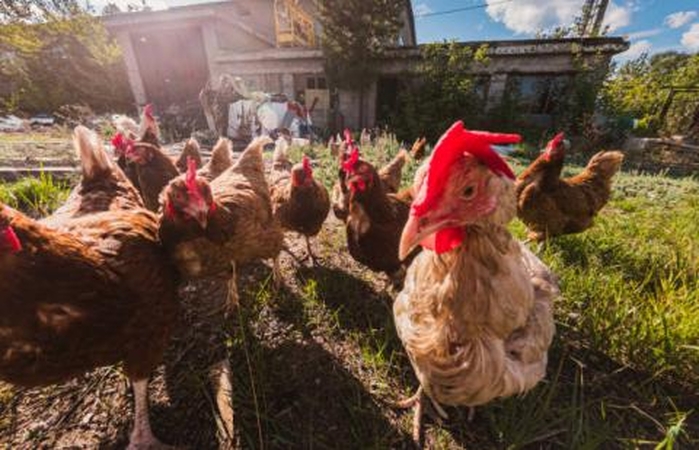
[0,172,70,217]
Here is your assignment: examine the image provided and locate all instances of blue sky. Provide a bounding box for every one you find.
[413,0,698,61]
[92,0,698,61]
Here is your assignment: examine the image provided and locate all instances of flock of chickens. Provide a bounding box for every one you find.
[0,105,624,449]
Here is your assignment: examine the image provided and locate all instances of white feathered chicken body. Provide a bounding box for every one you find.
[394,122,556,410]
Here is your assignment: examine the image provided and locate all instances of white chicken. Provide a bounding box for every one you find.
[394,121,558,445]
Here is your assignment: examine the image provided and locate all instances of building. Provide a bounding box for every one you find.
[104,0,629,132]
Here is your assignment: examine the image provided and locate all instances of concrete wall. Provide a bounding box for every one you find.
[105,3,627,131]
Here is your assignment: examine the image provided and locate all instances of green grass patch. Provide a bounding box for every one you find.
[0,172,70,217]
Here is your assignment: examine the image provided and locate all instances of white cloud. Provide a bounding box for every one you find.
[603,2,632,32]
[486,0,632,35]
[664,11,697,29]
[681,23,699,51]
[414,3,433,18]
[620,39,652,59]
[626,28,662,40]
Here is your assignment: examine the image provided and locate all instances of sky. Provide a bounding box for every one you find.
[90,0,698,62]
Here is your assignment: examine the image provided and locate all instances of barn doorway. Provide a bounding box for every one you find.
[130,26,210,107]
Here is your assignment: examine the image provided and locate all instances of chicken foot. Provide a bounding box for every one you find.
[395,387,449,448]
[396,387,426,447]
[127,378,165,450]
[304,235,319,266]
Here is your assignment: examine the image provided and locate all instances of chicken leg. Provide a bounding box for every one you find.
[395,387,449,448]
[227,261,239,311]
[396,387,425,447]
[127,379,163,450]
[272,256,283,288]
[304,235,319,265]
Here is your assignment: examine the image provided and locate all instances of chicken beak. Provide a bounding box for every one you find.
[400,213,461,260]
[195,211,208,229]
[399,214,420,261]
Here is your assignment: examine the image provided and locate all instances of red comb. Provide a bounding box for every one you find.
[342,147,360,173]
[543,132,565,161]
[111,132,134,155]
[302,154,312,173]
[184,156,206,207]
[185,156,198,189]
[546,132,565,152]
[111,132,125,149]
[412,121,520,217]
[344,129,353,146]
[1,225,22,253]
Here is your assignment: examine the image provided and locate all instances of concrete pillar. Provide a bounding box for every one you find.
[339,89,359,129]
[115,31,147,105]
[201,24,219,82]
[281,73,294,98]
[486,73,508,110]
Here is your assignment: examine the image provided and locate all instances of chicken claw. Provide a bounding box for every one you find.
[304,235,320,266]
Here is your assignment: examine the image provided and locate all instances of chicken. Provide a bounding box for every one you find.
[393,121,557,445]
[198,137,234,181]
[174,137,203,173]
[377,149,410,194]
[410,136,428,161]
[378,136,429,194]
[112,106,179,212]
[270,145,330,262]
[515,132,624,241]
[111,115,141,189]
[342,145,415,286]
[159,136,284,304]
[0,126,179,449]
[332,131,417,222]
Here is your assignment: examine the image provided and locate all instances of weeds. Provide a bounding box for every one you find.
[0,171,69,216]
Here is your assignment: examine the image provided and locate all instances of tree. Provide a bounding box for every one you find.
[0,3,133,113]
[387,42,489,142]
[0,1,81,23]
[316,0,404,127]
[599,51,699,137]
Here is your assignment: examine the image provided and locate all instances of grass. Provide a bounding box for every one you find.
[0,171,70,217]
[282,137,699,448]
[1,133,697,448]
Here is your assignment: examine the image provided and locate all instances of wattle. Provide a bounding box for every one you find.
[420,227,464,254]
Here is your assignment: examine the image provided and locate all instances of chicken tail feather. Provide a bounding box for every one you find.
[584,151,624,180]
[233,136,272,175]
[210,138,233,168]
[74,126,113,181]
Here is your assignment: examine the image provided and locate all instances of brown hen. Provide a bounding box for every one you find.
[270,140,330,263]
[112,105,179,211]
[1,126,179,449]
[159,136,284,303]
[516,133,624,241]
[342,146,415,286]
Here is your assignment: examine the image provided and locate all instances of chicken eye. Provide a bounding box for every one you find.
[462,185,476,199]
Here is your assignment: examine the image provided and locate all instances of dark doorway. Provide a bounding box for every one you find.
[131,26,210,107]
[376,76,399,125]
